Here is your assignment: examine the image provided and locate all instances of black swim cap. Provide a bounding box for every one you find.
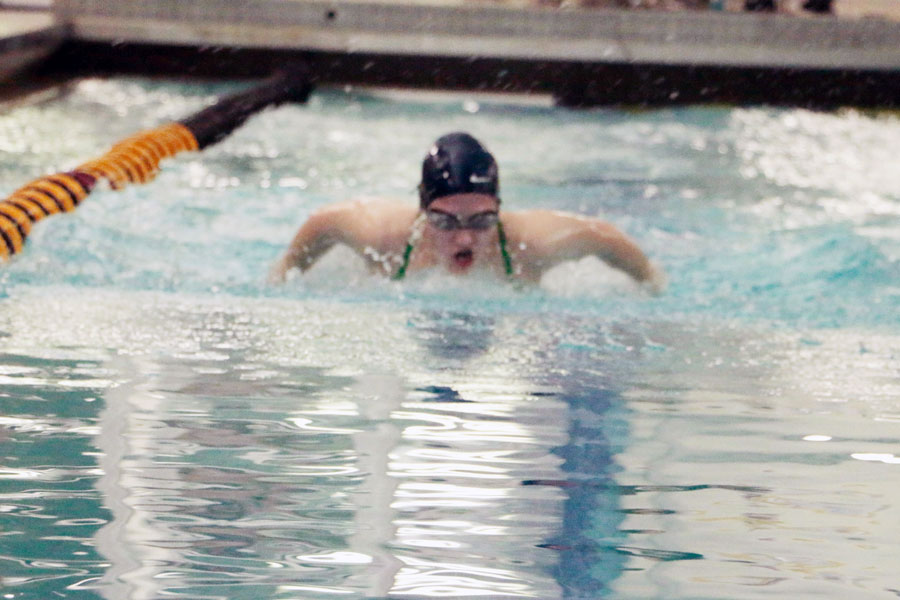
[419,132,499,209]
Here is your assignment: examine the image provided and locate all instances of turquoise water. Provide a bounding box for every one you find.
[1,78,899,599]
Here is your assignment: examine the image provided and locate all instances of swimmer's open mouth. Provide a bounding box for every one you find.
[453,249,474,268]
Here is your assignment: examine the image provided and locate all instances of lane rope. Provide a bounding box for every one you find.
[0,67,312,260]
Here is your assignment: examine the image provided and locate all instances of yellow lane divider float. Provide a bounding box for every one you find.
[0,67,312,260]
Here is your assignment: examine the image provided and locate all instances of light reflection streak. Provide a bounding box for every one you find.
[0,466,104,481]
[0,375,114,388]
[277,584,356,595]
[404,539,461,549]
[393,483,511,510]
[403,448,524,463]
[402,401,524,418]
[286,416,362,435]
[397,411,538,445]
[0,468,44,480]
[294,551,373,564]
[0,416,49,431]
[395,520,512,541]
[392,556,539,598]
[851,453,900,465]
[388,461,509,480]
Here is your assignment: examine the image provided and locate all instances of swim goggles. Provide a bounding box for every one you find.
[425,210,500,231]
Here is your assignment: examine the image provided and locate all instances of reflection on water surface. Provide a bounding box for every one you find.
[2,291,898,599]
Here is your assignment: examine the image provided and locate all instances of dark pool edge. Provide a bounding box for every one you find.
[0,10,66,87]
[41,40,900,110]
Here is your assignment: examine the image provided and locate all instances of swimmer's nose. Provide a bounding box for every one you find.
[452,228,476,244]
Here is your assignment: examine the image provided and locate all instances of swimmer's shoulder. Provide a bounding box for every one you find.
[316,197,412,216]
[500,209,588,240]
[314,198,417,248]
[501,209,618,265]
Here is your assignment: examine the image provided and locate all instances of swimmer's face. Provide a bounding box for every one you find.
[424,193,500,274]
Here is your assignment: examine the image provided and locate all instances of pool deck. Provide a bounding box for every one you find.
[3,1,900,106]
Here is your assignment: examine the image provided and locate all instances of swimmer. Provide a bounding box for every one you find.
[270,132,664,293]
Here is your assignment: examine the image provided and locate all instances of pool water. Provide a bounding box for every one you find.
[1,78,899,599]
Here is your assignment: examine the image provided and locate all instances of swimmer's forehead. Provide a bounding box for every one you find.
[426,193,499,213]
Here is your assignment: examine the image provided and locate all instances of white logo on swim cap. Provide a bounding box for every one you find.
[469,174,492,183]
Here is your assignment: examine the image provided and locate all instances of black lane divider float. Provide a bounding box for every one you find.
[0,67,313,260]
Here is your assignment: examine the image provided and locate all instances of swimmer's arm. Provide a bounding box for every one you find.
[585,223,665,294]
[269,207,356,283]
[518,212,665,293]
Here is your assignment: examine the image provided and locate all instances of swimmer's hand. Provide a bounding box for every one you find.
[268,255,291,285]
[642,262,666,296]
